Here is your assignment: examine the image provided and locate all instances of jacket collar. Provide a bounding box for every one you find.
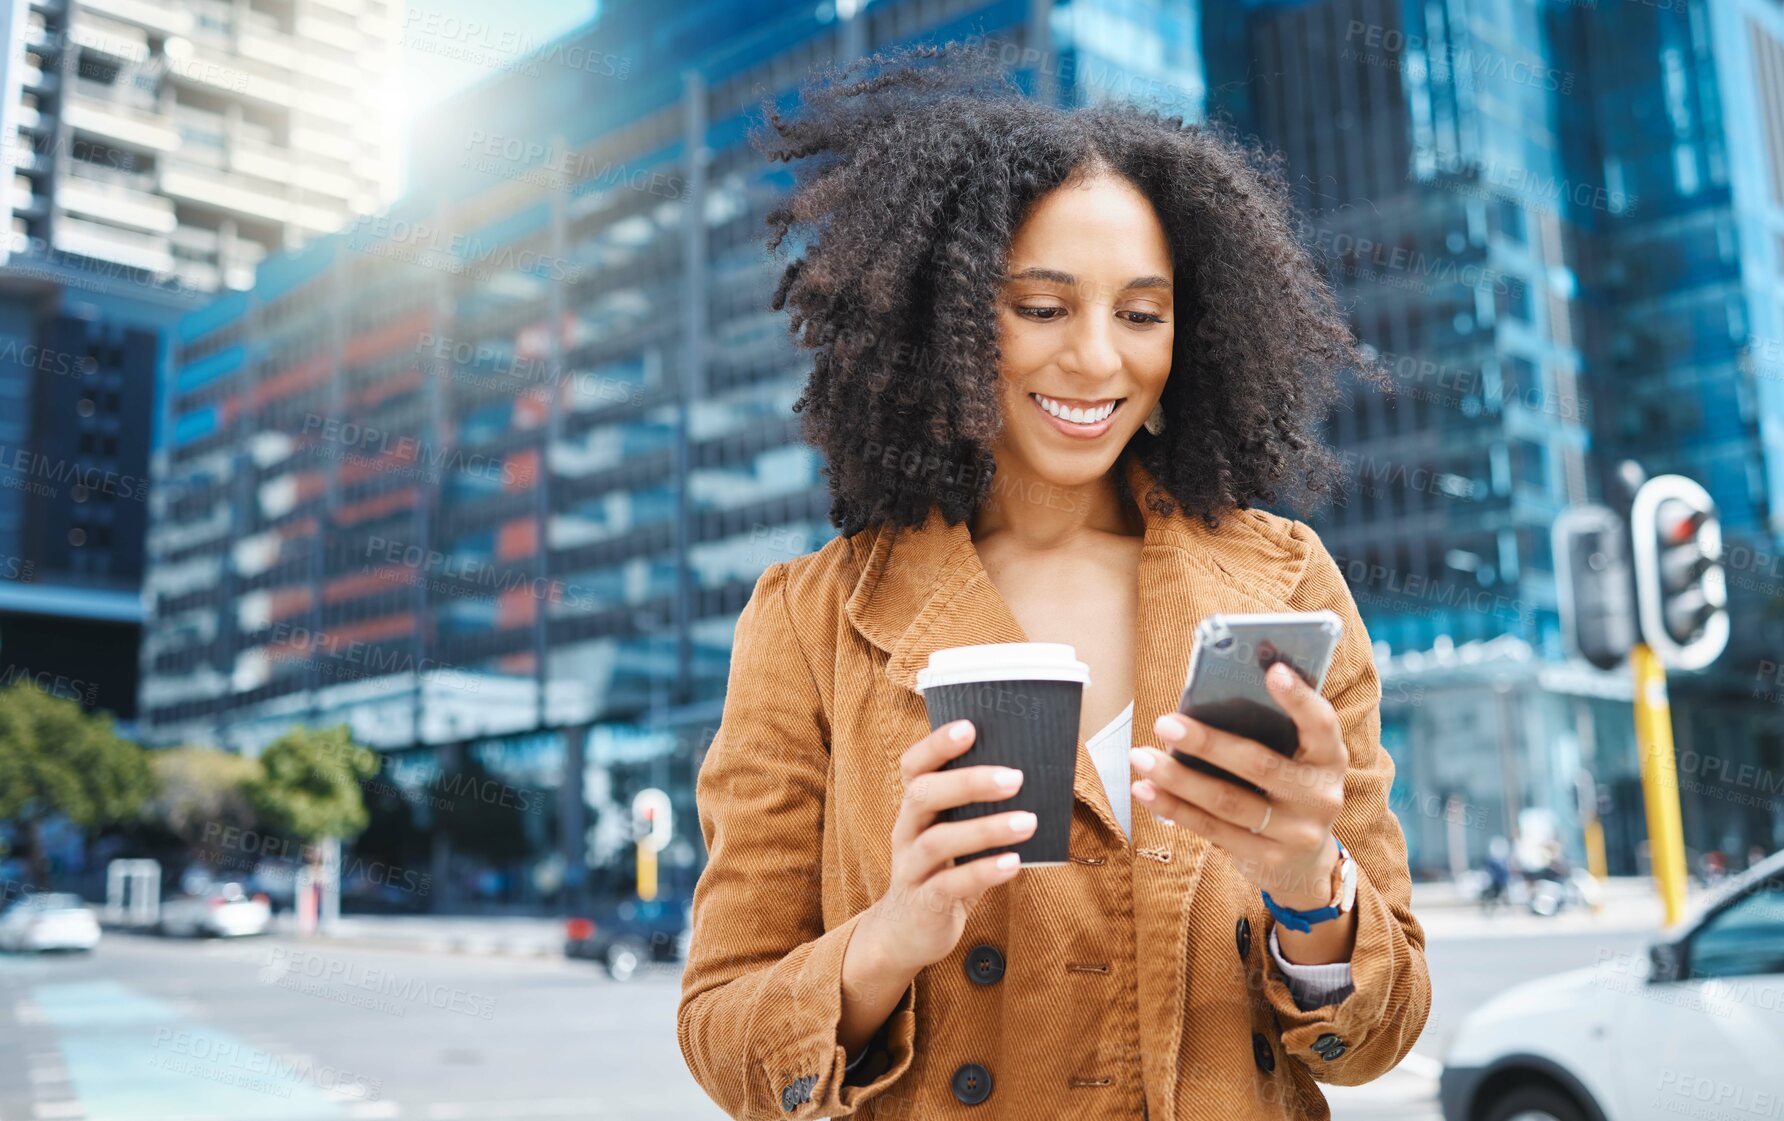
[843,453,1301,837]
[844,454,1300,684]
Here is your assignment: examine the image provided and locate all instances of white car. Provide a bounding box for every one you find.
[0,893,102,952]
[1440,849,1784,1121]
[157,882,272,938]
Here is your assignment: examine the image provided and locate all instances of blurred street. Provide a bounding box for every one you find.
[0,884,1674,1121]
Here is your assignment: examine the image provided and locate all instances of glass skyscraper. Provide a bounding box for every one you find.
[1222,0,1783,877]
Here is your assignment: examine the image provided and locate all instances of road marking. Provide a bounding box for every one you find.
[28,981,351,1120]
[343,1105,400,1119]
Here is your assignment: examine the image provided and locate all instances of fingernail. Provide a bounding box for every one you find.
[1134,779,1156,800]
[994,768,1023,788]
[1154,714,1181,739]
[1010,812,1036,832]
[1129,748,1155,772]
[1270,664,1293,687]
[996,853,1020,870]
[950,721,973,743]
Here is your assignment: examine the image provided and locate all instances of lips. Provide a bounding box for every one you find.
[1028,392,1124,439]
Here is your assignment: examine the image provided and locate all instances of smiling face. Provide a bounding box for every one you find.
[990,170,1175,494]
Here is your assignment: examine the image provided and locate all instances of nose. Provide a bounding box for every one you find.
[1059,307,1123,383]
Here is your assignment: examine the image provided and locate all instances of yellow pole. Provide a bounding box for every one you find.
[1630,643,1688,926]
[637,842,658,901]
[1583,817,1609,890]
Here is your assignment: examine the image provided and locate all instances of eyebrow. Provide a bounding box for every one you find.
[1005,267,1173,291]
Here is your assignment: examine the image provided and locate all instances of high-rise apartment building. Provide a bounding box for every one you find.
[0,0,401,722]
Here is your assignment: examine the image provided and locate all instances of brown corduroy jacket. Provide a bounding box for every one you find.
[678,456,1431,1121]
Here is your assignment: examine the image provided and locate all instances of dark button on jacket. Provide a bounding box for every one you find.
[1235,915,1252,960]
[779,1072,816,1111]
[1251,1032,1276,1074]
[1311,1032,1348,1061]
[964,943,1006,986]
[951,1062,993,1105]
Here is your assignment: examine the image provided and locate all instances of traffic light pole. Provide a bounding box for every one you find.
[1629,643,1689,927]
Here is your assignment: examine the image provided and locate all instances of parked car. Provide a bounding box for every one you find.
[157,883,273,938]
[1441,848,1784,1121]
[0,893,101,953]
[564,896,690,981]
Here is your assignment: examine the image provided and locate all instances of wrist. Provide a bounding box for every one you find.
[1267,836,1341,912]
[860,901,924,981]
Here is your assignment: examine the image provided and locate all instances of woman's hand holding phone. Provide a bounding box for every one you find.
[1128,662,1347,911]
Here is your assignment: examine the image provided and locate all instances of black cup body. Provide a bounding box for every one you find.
[921,677,1082,865]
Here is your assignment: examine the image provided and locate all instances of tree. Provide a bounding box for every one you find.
[0,681,153,886]
[246,725,378,848]
[145,746,263,873]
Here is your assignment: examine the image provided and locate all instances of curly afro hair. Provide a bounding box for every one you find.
[754,41,1383,538]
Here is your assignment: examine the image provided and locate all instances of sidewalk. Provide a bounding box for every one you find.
[270,876,1691,960]
[1410,875,1697,940]
[269,911,566,958]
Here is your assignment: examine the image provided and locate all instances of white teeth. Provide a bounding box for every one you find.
[1033,394,1118,424]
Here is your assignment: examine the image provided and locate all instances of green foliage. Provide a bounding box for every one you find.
[146,746,263,850]
[0,680,152,830]
[0,681,152,882]
[245,725,378,849]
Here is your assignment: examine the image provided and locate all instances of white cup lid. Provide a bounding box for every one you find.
[914,642,1090,692]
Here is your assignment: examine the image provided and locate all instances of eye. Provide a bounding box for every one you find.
[1120,310,1166,325]
[1016,306,1065,321]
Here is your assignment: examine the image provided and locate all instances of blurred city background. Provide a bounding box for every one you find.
[0,0,1780,1118]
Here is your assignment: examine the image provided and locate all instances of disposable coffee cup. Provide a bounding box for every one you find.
[914,643,1089,867]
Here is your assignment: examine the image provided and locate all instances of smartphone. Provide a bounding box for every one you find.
[1172,610,1343,796]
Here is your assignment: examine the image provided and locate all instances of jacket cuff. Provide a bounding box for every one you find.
[758,910,918,1117]
[1258,861,1423,1085]
[1266,927,1356,1009]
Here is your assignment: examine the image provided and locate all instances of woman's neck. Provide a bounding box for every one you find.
[969,459,1142,551]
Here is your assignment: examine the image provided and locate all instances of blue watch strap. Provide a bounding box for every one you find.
[1260,837,1347,933]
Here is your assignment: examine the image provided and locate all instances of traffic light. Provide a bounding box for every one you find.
[1630,475,1728,670]
[1552,505,1636,670]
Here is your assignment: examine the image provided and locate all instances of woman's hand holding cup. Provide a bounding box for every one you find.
[862,719,1031,976]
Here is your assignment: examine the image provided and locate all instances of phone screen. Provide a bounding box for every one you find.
[1172,611,1341,796]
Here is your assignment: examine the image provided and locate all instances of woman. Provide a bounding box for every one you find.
[678,44,1430,1121]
